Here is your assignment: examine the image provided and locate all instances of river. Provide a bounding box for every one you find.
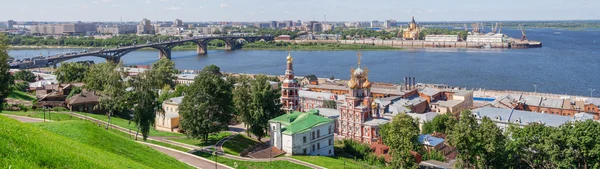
[8,28,600,96]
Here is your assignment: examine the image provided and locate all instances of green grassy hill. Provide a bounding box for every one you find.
[0,116,192,169]
[32,120,194,169]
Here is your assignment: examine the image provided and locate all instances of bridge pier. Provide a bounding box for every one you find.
[197,43,207,55]
[159,49,171,60]
[106,56,120,63]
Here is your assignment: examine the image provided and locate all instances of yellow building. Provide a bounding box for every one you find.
[155,96,182,132]
[403,16,421,40]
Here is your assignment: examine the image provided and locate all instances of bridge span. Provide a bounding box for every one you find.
[10,35,274,68]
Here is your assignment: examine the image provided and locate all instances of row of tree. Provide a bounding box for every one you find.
[2,34,227,48]
[380,110,600,169]
[178,66,283,141]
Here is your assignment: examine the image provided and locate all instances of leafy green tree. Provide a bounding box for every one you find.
[202,64,222,76]
[233,75,252,135]
[55,62,89,83]
[551,120,600,169]
[477,117,507,168]
[380,113,421,169]
[0,35,11,111]
[422,150,446,162]
[10,81,29,91]
[147,58,177,89]
[505,123,555,169]
[14,70,36,82]
[179,65,234,141]
[86,62,129,130]
[129,75,158,141]
[247,75,283,141]
[421,114,454,134]
[447,110,479,168]
[66,86,82,99]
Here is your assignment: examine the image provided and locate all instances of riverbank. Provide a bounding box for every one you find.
[10,43,402,52]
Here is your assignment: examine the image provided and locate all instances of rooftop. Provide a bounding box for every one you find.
[269,110,333,135]
[364,117,391,126]
[164,96,184,105]
[432,100,463,108]
[406,112,439,124]
[419,87,441,96]
[177,74,197,80]
[471,106,594,127]
[539,97,564,109]
[418,134,445,147]
[315,108,340,118]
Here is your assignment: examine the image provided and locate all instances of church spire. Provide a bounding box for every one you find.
[357,50,362,67]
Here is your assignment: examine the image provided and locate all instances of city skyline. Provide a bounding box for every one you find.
[3,0,600,22]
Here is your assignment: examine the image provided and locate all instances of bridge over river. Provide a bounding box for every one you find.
[10,35,274,68]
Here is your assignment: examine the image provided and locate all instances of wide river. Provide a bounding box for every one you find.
[9,28,600,96]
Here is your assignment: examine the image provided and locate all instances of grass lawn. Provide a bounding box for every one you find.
[222,134,261,156]
[192,151,310,169]
[0,115,154,168]
[1,110,76,122]
[7,90,36,101]
[291,156,380,169]
[169,132,232,147]
[73,111,184,137]
[32,120,194,169]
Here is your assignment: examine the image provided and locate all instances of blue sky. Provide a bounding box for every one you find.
[3,0,599,22]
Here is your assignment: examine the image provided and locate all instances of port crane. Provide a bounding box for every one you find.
[519,25,527,41]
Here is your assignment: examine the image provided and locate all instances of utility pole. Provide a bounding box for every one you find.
[589,88,596,97]
[533,84,538,94]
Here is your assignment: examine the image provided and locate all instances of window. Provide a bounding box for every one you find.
[329,150,332,155]
[329,138,332,146]
[312,131,315,140]
[303,136,306,143]
[317,130,320,138]
[303,148,307,155]
[317,143,320,150]
[312,144,315,151]
[328,126,332,134]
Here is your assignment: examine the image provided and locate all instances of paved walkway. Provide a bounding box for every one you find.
[2,114,47,122]
[140,142,232,169]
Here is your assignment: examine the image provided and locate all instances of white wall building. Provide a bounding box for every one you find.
[269,110,335,156]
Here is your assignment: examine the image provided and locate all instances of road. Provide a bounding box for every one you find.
[2,114,47,122]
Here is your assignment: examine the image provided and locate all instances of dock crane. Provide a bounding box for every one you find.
[519,25,527,41]
[497,23,502,34]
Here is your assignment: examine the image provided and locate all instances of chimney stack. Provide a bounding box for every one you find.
[412,77,416,89]
[408,77,412,90]
[404,77,408,91]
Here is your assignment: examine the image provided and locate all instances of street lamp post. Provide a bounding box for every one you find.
[213,150,217,169]
[589,88,596,98]
[43,107,46,122]
[533,84,539,94]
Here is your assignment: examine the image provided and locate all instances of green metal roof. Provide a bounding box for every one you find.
[269,109,333,135]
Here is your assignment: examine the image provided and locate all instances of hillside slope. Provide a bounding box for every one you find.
[0,116,152,168]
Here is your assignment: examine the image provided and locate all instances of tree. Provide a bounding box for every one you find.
[147,58,177,89]
[86,62,129,130]
[0,35,11,111]
[380,114,421,169]
[247,75,283,141]
[66,86,82,99]
[179,65,234,141]
[421,114,454,134]
[551,120,600,169]
[447,110,479,169]
[233,75,252,135]
[202,64,222,76]
[55,62,89,83]
[130,75,158,141]
[14,70,36,82]
[476,117,507,168]
[505,123,555,169]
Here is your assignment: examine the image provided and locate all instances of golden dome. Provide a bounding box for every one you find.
[362,77,372,88]
[348,78,358,89]
[286,55,293,63]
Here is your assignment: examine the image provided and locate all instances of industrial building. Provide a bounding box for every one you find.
[466,33,507,43]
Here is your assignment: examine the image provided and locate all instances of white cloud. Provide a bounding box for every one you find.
[81,5,89,8]
[220,4,230,8]
[198,6,204,8]
[101,0,112,3]
[145,0,152,4]
[284,10,289,14]
[250,12,256,15]
[165,6,182,10]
